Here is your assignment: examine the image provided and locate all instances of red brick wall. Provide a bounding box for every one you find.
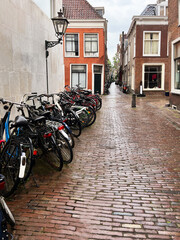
[63,28,105,91]
[134,24,169,94]
[136,25,168,58]
[168,0,180,110]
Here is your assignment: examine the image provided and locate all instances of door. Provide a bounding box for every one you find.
[94,74,101,94]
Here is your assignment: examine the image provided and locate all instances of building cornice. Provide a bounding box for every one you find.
[127,16,168,37]
[67,19,107,29]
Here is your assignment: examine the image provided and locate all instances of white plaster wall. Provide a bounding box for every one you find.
[0,0,64,103]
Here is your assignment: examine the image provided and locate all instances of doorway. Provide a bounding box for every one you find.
[94,65,102,94]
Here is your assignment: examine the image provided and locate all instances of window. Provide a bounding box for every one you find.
[84,34,98,57]
[143,32,161,56]
[71,65,87,88]
[128,44,130,62]
[179,0,180,26]
[133,36,136,58]
[174,42,180,90]
[175,59,180,89]
[143,64,164,90]
[65,34,79,57]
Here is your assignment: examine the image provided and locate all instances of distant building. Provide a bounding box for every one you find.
[62,0,107,94]
[120,0,169,95]
[168,0,180,110]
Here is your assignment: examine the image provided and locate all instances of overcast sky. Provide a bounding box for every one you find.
[33,0,157,62]
[88,0,157,62]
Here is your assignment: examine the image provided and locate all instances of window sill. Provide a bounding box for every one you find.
[143,54,161,57]
[65,56,80,58]
[171,90,180,95]
[143,88,164,91]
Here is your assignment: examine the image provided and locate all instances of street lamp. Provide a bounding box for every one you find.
[45,9,69,94]
[45,9,69,51]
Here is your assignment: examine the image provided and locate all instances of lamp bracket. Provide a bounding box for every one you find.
[45,39,62,50]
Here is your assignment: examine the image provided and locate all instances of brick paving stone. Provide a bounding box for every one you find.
[8,83,180,240]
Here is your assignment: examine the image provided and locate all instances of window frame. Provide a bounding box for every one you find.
[142,63,165,91]
[70,64,88,89]
[143,31,161,57]
[133,35,136,58]
[65,33,79,58]
[84,33,99,57]
[171,38,180,95]
[178,0,180,26]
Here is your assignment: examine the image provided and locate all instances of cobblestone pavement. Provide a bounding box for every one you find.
[8,83,180,240]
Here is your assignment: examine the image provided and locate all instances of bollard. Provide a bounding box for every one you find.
[132,93,136,108]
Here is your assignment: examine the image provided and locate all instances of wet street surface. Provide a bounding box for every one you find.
[9,83,180,240]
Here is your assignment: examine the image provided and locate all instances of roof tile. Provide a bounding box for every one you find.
[62,0,103,19]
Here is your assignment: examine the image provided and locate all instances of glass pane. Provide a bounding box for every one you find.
[175,59,180,89]
[85,42,91,52]
[144,73,149,88]
[72,73,78,88]
[80,73,86,88]
[144,41,151,54]
[66,42,72,51]
[85,34,97,41]
[92,41,98,52]
[94,65,102,73]
[144,65,162,89]
[145,33,151,40]
[152,33,159,40]
[152,41,159,54]
[72,65,86,73]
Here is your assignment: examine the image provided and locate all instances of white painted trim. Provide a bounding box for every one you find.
[84,33,99,58]
[171,37,180,95]
[178,0,180,26]
[92,64,104,94]
[67,19,106,29]
[70,64,88,89]
[133,35,136,58]
[143,31,161,57]
[127,16,168,36]
[142,63,165,91]
[65,33,80,58]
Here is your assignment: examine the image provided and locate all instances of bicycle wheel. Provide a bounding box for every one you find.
[86,106,96,127]
[0,140,20,198]
[65,109,82,137]
[0,196,15,226]
[56,131,73,164]
[41,133,64,171]
[74,108,89,128]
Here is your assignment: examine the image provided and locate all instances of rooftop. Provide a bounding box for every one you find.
[62,0,103,19]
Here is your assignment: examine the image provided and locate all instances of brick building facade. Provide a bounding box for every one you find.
[119,1,170,95]
[62,0,107,94]
[168,0,180,110]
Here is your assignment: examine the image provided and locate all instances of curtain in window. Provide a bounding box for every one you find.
[144,33,159,55]
[71,65,86,88]
[175,59,180,89]
[85,34,98,53]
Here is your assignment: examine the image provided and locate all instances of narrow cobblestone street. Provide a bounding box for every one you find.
[8,83,180,240]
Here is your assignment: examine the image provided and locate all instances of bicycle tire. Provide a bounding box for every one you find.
[43,136,64,171]
[56,131,73,164]
[75,108,89,128]
[65,109,82,137]
[0,196,15,226]
[0,140,20,198]
[86,106,96,127]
